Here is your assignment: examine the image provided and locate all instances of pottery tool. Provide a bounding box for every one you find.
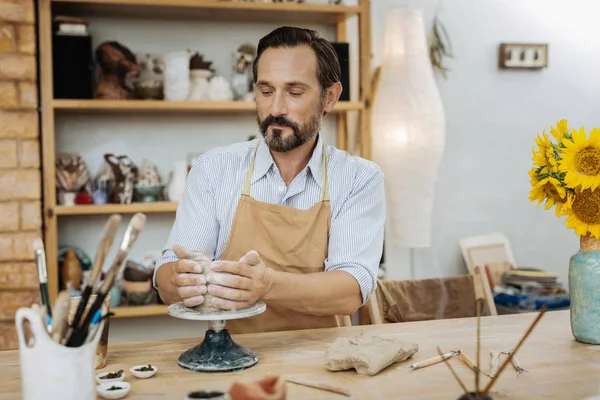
[282,375,351,397]
[50,291,71,343]
[71,213,122,331]
[489,350,500,378]
[67,213,146,347]
[482,306,547,394]
[32,237,52,322]
[437,346,468,393]
[458,351,491,378]
[500,349,527,376]
[410,349,461,371]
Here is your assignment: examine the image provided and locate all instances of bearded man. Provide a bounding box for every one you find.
[154,26,386,334]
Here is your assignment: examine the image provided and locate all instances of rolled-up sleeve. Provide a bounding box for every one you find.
[325,164,386,305]
[152,155,219,288]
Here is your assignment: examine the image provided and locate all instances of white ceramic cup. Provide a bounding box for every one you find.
[15,307,105,400]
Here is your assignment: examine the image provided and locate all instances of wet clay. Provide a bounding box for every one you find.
[325,332,418,376]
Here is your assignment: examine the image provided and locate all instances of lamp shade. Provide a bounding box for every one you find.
[371,7,446,248]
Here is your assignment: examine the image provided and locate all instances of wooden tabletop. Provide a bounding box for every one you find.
[1,310,598,399]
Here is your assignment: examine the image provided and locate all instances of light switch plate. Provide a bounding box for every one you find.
[498,43,548,69]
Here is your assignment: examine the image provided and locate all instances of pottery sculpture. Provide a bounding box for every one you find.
[94,41,141,100]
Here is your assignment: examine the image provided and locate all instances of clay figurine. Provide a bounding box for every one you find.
[231,42,256,101]
[94,41,141,99]
[188,53,214,101]
[104,153,139,204]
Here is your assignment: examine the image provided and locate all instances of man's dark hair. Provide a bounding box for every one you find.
[253,26,341,94]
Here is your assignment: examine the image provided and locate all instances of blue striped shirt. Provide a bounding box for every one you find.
[154,134,386,305]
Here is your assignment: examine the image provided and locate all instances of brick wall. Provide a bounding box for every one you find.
[0,0,43,350]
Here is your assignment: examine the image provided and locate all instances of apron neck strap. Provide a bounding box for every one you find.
[243,140,261,196]
[242,139,329,201]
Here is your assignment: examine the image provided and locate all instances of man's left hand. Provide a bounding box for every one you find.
[206,250,273,310]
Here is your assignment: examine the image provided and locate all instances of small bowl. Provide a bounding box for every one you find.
[130,364,157,378]
[96,381,131,399]
[95,369,126,385]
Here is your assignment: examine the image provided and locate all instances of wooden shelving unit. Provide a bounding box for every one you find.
[111,304,169,318]
[38,0,373,318]
[52,99,364,114]
[55,202,178,216]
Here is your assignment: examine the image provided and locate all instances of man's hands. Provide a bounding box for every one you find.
[156,244,273,310]
[207,250,273,310]
[156,243,210,307]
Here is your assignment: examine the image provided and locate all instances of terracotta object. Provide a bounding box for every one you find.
[228,375,286,400]
[61,249,82,291]
[94,41,141,99]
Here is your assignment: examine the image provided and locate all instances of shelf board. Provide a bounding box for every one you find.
[52,99,363,114]
[111,305,168,318]
[50,0,361,24]
[55,202,178,216]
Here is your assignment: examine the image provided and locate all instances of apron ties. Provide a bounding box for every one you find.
[222,139,341,334]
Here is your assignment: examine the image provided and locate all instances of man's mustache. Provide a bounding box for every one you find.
[260,115,300,133]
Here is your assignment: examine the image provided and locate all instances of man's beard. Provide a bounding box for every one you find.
[257,104,323,152]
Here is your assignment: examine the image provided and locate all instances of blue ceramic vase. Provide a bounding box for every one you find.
[569,234,600,344]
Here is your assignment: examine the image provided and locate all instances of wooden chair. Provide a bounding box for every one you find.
[364,270,496,325]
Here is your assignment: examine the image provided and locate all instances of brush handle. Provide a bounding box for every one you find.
[39,283,52,319]
[71,285,92,330]
[67,291,107,347]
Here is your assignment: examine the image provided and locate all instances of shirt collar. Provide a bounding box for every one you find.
[251,134,325,188]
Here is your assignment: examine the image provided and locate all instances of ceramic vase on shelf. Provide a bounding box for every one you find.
[163,50,190,101]
[167,160,188,203]
[569,234,600,344]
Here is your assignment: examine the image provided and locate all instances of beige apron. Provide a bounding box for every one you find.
[222,139,341,334]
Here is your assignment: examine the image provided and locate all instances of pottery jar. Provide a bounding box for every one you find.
[15,307,105,400]
[569,234,600,344]
[168,160,188,203]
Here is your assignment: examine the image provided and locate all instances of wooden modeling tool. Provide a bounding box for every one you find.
[489,350,500,378]
[435,299,546,399]
[482,306,546,394]
[500,349,527,376]
[66,213,146,347]
[50,291,71,344]
[283,375,351,397]
[410,349,461,370]
[71,213,122,331]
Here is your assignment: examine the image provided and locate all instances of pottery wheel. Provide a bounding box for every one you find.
[167,301,266,373]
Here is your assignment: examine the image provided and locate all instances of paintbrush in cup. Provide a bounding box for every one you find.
[66,213,147,347]
[51,291,71,344]
[32,237,52,325]
[70,214,122,331]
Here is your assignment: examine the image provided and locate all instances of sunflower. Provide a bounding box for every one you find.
[563,188,600,239]
[529,176,568,215]
[559,127,600,190]
[532,131,554,169]
[550,119,570,143]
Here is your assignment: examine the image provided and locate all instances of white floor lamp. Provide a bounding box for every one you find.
[371,6,446,278]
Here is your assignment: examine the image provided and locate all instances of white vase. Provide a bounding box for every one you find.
[163,51,190,101]
[371,7,446,249]
[188,69,212,101]
[168,161,188,202]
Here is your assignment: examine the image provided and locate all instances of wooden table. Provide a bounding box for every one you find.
[1,310,599,399]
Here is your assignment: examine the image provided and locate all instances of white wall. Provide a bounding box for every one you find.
[369,0,600,284]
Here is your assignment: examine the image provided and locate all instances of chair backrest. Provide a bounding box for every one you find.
[366,271,497,324]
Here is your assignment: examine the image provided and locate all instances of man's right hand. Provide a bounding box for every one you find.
[156,243,211,307]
